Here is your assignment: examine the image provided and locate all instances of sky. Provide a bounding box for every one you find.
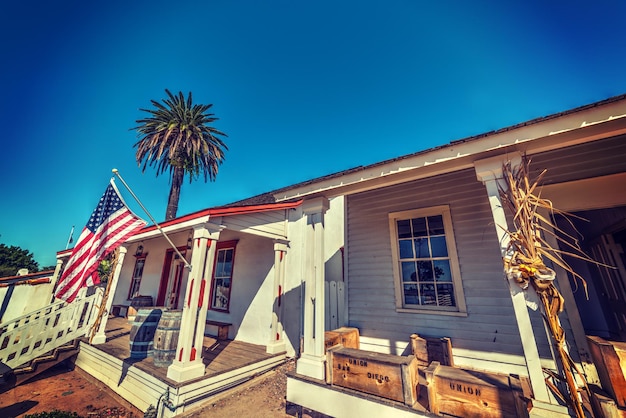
[1,0,625,268]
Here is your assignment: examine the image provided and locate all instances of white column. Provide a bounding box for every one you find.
[167,223,222,382]
[49,257,66,303]
[475,154,550,403]
[296,197,329,380]
[267,239,289,354]
[91,246,128,345]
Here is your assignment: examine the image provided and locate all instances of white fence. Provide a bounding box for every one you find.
[324,280,346,331]
[0,289,101,371]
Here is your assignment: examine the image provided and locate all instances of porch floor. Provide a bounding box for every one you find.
[88,316,285,387]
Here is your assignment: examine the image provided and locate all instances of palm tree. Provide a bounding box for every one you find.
[133,89,228,220]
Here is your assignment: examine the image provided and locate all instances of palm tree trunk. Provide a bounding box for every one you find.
[165,166,184,220]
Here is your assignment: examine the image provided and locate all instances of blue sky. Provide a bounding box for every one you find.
[1,1,625,268]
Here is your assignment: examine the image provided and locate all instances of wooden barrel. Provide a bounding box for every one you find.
[127,295,154,322]
[153,310,182,367]
[129,308,162,359]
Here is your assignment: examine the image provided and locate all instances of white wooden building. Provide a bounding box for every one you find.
[280,94,626,417]
[48,195,346,416]
[11,93,625,416]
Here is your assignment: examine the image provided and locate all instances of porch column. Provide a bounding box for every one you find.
[91,246,128,345]
[167,223,222,382]
[49,257,66,303]
[267,239,290,354]
[475,155,551,403]
[296,197,329,380]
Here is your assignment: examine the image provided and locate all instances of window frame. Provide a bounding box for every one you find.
[388,205,467,316]
[208,240,238,313]
[127,254,147,300]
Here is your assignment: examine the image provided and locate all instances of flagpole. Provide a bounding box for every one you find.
[112,169,192,271]
[65,226,75,250]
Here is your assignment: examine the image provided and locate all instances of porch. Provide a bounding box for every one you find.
[76,317,287,416]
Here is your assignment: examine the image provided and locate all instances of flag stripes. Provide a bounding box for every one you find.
[55,180,146,303]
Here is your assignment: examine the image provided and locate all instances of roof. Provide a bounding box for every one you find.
[0,269,55,284]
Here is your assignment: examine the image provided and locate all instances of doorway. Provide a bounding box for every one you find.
[156,248,189,309]
[556,207,626,341]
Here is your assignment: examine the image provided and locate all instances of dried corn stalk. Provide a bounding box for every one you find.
[498,157,606,418]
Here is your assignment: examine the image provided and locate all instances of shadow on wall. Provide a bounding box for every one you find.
[325,248,344,283]
[274,283,302,356]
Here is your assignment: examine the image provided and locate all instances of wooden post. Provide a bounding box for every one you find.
[268,239,289,354]
[167,223,222,382]
[475,155,551,403]
[91,246,127,345]
[296,197,329,380]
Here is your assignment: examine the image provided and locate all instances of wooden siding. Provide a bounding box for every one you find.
[346,168,554,372]
[530,133,626,184]
[221,210,287,239]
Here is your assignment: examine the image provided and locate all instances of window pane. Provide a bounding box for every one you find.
[414,238,430,258]
[403,284,418,305]
[397,220,411,238]
[419,283,436,305]
[433,260,452,282]
[428,215,445,235]
[216,260,225,276]
[418,261,433,281]
[223,249,233,274]
[399,239,414,258]
[437,284,456,307]
[133,259,145,278]
[411,217,427,236]
[401,262,417,282]
[430,236,448,257]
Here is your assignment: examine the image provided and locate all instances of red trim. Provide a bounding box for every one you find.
[0,270,54,283]
[198,279,206,307]
[187,278,194,307]
[179,348,183,362]
[190,347,196,361]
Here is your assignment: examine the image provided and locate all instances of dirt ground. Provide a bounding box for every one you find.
[0,359,299,418]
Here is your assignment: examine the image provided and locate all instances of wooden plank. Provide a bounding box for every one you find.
[329,281,339,330]
[337,281,346,327]
[587,335,626,408]
[410,334,453,367]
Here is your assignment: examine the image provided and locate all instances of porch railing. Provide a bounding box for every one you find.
[0,289,101,371]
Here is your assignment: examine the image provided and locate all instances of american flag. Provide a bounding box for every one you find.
[55,179,147,302]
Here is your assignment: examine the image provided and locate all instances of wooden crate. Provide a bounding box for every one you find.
[587,335,626,408]
[424,362,529,418]
[410,334,453,367]
[327,346,419,406]
[324,327,359,352]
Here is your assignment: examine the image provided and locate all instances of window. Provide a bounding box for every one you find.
[128,255,146,299]
[389,206,465,314]
[210,240,237,312]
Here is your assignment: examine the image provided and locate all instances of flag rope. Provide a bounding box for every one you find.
[112,169,192,271]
